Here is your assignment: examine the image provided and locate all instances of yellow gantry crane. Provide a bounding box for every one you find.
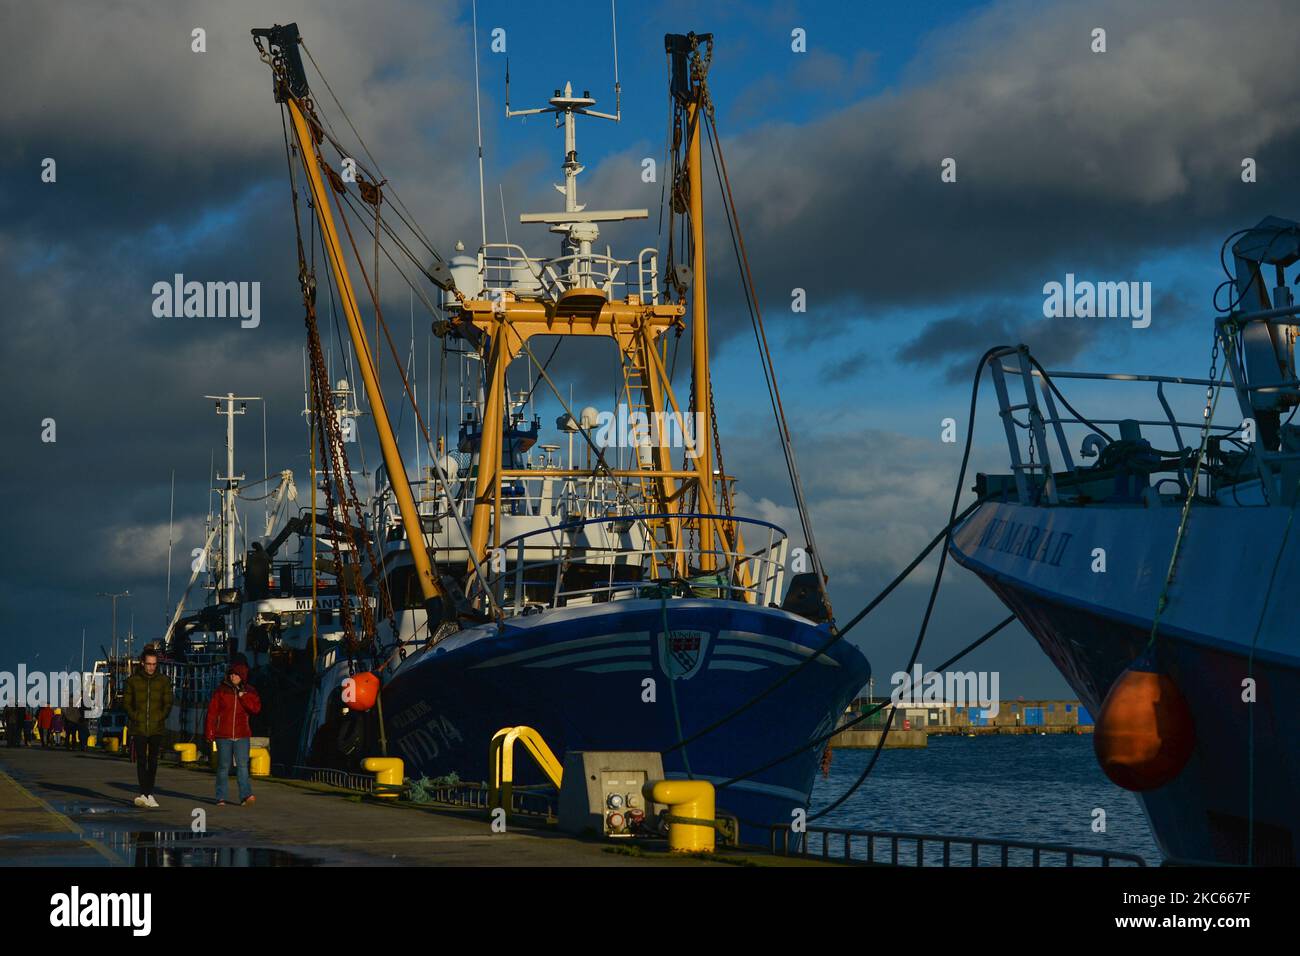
[449,40,738,580]
[255,23,746,610]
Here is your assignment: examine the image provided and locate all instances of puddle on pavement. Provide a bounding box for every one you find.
[55,803,133,816]
[88,829,322,867]
[0,831,88,842]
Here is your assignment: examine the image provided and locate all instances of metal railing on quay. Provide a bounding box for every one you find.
[769,824,1147,867]
[288,764,376,793]
[281,765,557,816]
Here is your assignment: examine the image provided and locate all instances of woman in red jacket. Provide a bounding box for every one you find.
[204,662,262,806]
[36,706,54,748]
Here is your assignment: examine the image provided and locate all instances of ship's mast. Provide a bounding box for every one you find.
[206,393,260,590]
[664,31,726,569]
[507,82,642,276]
[684,73,714,570]
[286,95,446,610]
[254,22,447,615]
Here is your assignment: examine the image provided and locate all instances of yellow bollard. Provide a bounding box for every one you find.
[86,735,97,749]
[249,747,271,777]
[105,736,120,753]
[646,780,716,853]
[362,757,404,799]
[173,742,198,763]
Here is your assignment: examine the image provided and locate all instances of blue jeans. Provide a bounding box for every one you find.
[215,738,252,802]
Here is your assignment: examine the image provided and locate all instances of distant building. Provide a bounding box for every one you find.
[846,697,1094,731]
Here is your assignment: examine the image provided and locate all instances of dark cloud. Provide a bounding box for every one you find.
[818,347,875,382]
[582,0,1300,348]
[0,1,491,237]
[897,302,1096,382]
[0,0,493,665]
[0,0,1288,698]
[1152,286,1200,325]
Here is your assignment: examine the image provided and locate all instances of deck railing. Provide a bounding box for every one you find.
[992,299,1300,507]
[479,243,662,303]
[469,512,790,616]
[387,473,665,536]
[159,657,227,738]
[988,345,1245,505]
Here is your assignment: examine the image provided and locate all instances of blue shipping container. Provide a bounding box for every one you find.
[1024,707,1044,726]
[1077,706,1094,725]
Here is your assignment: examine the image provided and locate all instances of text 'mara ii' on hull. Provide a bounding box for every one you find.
[950,218,1300,864]
[254,24,869,839]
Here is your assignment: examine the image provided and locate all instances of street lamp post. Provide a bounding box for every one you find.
[96,590,130,699]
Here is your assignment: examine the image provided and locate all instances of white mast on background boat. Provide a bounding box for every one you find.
[206,393,261,592]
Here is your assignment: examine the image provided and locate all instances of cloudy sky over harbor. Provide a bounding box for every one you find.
[3,0,1298,694]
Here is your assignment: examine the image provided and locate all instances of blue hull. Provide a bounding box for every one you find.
[378,598,871,843]
[953,550,1299,865]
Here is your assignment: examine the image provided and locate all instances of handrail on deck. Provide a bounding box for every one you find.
[472,512,791,616]
[986,346,1275,505]
[478,242,660,303]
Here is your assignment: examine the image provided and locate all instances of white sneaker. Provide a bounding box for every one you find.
[145,795,159,808]
[133,795,149,808]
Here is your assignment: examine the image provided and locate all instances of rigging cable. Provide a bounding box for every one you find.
[803,345,1009,821]
[1146,336,1229,650]
[703,103,832,618]
[722,614,1015,831]
[663,497,979,755]
[300,40,443,263]
[318,142,501,621]
[707,346,1010,821]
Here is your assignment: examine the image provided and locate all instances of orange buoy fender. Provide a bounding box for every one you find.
[348,671,381,712]
[1093,653,1195,791]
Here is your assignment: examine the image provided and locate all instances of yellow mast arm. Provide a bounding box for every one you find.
[283,95,444,608]
[467,319,510,566]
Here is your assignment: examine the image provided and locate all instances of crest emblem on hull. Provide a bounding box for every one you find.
[660,629,710,681]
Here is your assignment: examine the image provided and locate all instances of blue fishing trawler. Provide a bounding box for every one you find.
[951,217,1300,864]
[244,23,870,840]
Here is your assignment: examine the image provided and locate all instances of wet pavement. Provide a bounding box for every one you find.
[0,746,771,867]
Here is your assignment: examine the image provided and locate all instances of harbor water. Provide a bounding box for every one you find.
[807,734,1162,865]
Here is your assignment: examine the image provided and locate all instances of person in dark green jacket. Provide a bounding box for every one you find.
[123,646,173,808]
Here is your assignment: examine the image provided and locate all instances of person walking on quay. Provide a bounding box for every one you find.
[21,708,35,746]
[51,709,65,747]
[36,706,54,748]
[123,646,173,809]
[204,662,261,807]
[3,707,22,747]
[63,705,84,750]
